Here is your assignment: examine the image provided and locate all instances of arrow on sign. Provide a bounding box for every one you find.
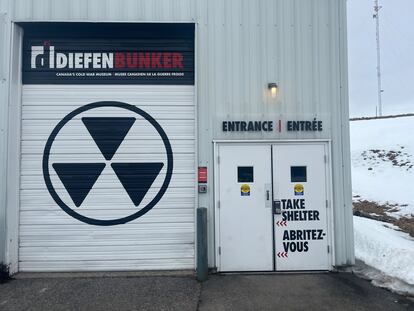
[276,220,287,227]
[277,252,288,258]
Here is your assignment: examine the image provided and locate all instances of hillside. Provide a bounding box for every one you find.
[351,116,414,219]
[350,115,414,296]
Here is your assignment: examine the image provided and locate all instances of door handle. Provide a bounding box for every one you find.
[264,183,271,208]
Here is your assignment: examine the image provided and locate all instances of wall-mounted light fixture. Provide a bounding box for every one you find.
[268,83,278,98]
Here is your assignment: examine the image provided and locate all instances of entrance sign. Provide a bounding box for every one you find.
[222,121,274,132]
[286,119,323,132]
[222,119,323,132]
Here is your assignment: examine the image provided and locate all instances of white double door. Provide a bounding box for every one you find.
[217,143,330,272]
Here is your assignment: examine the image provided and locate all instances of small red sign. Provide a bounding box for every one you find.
[198,167,207,183]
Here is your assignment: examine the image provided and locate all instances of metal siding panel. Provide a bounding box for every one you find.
[13,0,195,21]
[329,0,347,267]
[0,3,10,264]
[338,0,354,266]
[69,0,88,20]
[3,22,24,274]
[0,0,8,12]
[20,85,196,271]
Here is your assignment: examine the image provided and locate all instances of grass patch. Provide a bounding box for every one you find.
[353,200,414,237]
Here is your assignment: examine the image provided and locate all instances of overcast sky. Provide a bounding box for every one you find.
[347,0,414,117]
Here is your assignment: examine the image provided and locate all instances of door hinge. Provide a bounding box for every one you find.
[324,155,327,163]
[217,201,220,209]
[326,200,329,208]
[327,245,330,253]
[218,247,221,255]
[217,156,220,164]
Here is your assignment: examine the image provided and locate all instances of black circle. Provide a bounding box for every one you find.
[43,101,173,226]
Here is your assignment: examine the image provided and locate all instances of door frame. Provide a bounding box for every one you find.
[213,140,335,272]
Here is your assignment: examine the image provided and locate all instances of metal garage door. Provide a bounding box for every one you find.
[18,24,195,272]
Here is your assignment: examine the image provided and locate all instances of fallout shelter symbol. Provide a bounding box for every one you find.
[43,101,173,226]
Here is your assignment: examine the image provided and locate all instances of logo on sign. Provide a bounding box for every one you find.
[294,184,304,196]
[31,44,184,70]
[240,184,251,196]
[42,101,173,226]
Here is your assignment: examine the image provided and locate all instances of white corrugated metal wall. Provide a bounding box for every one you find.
[0,0,12,266]
[0,0,353,270]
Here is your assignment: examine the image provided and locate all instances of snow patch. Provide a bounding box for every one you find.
[354,216,414,295]
[354,260,414,297]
